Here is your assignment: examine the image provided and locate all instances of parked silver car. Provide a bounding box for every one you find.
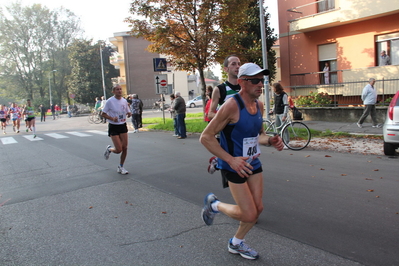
[186,95,203,108]
[383,91,399,155]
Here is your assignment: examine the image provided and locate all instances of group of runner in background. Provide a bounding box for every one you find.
[0,100,61,138]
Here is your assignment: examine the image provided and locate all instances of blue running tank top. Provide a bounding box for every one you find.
[218,94,263,173]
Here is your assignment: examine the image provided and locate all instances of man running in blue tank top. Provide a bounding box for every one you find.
[200,63,284,260]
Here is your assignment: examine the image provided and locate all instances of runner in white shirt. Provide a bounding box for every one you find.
[102,85,132,174]
[8,102,22,133]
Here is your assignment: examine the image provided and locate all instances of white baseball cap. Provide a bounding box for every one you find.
[238,63,270,78]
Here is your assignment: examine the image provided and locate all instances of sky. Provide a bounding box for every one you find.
[1,0,279,42]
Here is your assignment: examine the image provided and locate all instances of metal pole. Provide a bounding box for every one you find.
[100,46,107,100]
[259,0,270,119]
[49,69,56,106]
[48,75,52,106]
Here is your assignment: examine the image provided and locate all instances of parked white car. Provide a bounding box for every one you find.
[186,95,204,108]
[383,90,399,155]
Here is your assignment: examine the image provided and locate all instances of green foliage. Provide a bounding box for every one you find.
[141,112,382,140]
[294,92,333,107]
[0,3,82,104]
[384,97,393,104]
[67,41,118,104]
[126,0,277,94]
[218,1,277,80]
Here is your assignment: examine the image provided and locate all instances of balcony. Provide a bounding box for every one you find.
[287,65,399,102]
[288,0,399,32]
[111,77,126,85]
[118,77,126,85]
[109,53,124,66]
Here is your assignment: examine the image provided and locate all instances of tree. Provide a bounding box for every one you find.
[0,2,82,105]
[126,0,251,97]
[67,40,119,104]
[216,1,277,82]
[204,70,219,81]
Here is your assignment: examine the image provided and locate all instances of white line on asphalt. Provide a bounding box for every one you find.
[86,130,108,136]
[66,131,92,137]
[23,135,43,141]
[45,133,69,139]
[1,137,18,145]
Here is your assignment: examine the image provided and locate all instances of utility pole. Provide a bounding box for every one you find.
[48,69,57,106]
[100,45,107,100]
[259,0,270,119]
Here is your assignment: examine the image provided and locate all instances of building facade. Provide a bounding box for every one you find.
[109,32,195,107]
[278,0,399,105]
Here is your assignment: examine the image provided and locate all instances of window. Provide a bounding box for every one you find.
[318,43,337,84]
[317,0,335,13]
[376,32,399,66]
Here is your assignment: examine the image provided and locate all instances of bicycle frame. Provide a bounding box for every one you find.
[264,111,311,150]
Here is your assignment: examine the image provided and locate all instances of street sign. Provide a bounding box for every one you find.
[155,74,168,94]
[160,79,167,86]
[153,58,167,72]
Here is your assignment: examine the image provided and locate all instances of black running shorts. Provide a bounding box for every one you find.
[108,123,128,137]
[221,166,263,186]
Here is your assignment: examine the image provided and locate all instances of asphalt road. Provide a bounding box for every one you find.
[0,111,397,265]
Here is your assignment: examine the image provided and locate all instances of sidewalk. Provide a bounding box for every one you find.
[304,120,383,136]
[303,120,384,155]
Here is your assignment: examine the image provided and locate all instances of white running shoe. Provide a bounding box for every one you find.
[104,145,111,160]
[117,165,129,175]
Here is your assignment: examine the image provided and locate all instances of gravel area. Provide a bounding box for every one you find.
[308,137,384,155]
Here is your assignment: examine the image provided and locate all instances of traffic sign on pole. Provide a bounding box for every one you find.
[155,74,168,94]
[153,58,167,72]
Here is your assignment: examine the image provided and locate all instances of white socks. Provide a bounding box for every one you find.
[211,200,220,212]
[232,237,244,246]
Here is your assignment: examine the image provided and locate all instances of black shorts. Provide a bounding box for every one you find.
[26,117,35,122]
[221,166,263,188]
[108,123,128,136]
[0,118,6,123]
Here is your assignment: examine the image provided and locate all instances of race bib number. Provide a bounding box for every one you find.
[118,113,126,123]
[243,136,261,162]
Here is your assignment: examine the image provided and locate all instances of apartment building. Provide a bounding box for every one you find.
[278,0,399,105]
[108,32,196,107]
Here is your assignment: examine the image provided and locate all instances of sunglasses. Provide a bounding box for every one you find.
[240,78,265,85]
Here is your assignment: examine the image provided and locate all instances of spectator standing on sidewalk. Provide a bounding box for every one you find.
[50,104,56,120]
[99,96,107,123]
[174,91,187,139]
[169,93,179,137]
[67,104,72,118]
[39,104,46,122]
[200,63,283,260]
[204,86,213,123]
[357,78,381,128]
[130,94,141,133]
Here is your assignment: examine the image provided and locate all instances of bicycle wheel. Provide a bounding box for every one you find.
[88,113,95,124]
[92,113,102,124]
[152,105,159,113]
[281,122,311,150]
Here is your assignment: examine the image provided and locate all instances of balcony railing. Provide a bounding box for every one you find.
[286,77,399,106]
[288,0,336,18]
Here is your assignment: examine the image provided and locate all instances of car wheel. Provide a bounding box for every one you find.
[190,103,195,108]
[383,141,397,156]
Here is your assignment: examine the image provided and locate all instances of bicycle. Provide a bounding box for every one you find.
[152,101,170,113]
[88,109,102,124]
[264,111,311,150]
